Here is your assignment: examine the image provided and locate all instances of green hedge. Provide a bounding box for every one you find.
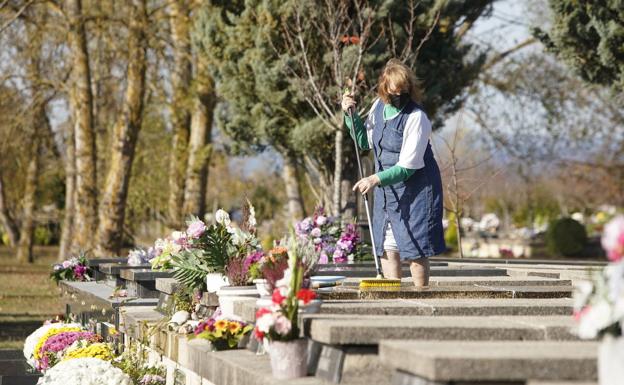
[546,217,587,257]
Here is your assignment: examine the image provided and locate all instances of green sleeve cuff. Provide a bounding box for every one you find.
[377,165,416,187]
[344,112,370,150]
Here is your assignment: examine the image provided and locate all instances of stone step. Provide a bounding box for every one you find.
[180,339,344,385]
[314,266,509,278]
[379,340,598,383]
[320,285,572,301]
[341,276,573,287]
[120,269,172,298]
[431,257,606,267]
[234,298,573,324]
[306,315,577,345]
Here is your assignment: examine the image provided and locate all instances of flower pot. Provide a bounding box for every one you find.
[300,299,322,314]
[253,279,272,297]
[268,339,308,379]
[217,285,259,316]
[599,336,624,385]
[206,273,229,293]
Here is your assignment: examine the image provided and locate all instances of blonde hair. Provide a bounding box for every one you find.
[377,58,424,104]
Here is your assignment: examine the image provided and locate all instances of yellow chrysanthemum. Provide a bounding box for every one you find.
[33,326,82,361]
[227,322,242,335]
[64,343,113,361]
[215,319,228,331]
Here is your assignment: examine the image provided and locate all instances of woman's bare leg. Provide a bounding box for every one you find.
[381,251,402,279]
[410,258,430,287]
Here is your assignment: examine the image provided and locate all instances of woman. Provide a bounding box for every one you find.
[341,58,446,287]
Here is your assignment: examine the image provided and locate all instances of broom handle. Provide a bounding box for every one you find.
[347,107,383,278]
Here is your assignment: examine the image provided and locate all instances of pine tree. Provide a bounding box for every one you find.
[535,0,624,90]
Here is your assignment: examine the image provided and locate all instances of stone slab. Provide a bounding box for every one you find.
[307,315,576,345]
[60,281,159,309]
[156,278,181,294]
[235,298,574,324]
[86,257,127,268]
[314,267,509,278]
[98,263,150,275]
[183,339,383,385]
[379,340,598,382]
[118,306,166,339]
[120,269,173,281]
[431,257,606,267]
[320,285,572,301]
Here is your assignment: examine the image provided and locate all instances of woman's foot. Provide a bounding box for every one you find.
[410,258,430,287]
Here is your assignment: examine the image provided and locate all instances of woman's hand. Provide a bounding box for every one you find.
[353,175,381,195]
[341,90,356,113]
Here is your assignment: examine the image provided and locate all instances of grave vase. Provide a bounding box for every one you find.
[599,335,624,385]
[216,285,259,316]
[268,339,308,379]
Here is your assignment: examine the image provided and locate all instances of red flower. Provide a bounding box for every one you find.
[256,307,272,319]
[272,288,287,305]
[296,289,316,305]
[254,328,265,341]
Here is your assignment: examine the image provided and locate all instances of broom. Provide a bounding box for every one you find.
[345,100,401,290]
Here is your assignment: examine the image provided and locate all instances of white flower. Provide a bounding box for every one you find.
[316,215,327,226]
[273,315,292,336]
[577,301,614,339]
[602,215,624,261]
[248,204,257,228]
[23,323,82,367]
[62,260,72,269]
[256,313,275,334]
[310,228,322,238]
[38,357,133,385]
[215,209,231,226]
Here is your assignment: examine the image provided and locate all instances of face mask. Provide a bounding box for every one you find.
[389,93,410,108]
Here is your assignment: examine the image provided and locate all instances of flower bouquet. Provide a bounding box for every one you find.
[37,357,133,385]
[23,322,83,368]
[295,206,362,264]
[193,317,253,351]
[50,253,92,283]
[36,330,102,371]
[254,236,317,379]
[573,215,624,385]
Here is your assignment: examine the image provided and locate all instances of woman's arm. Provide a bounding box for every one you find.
[375,110,431,187]
[344,99,378,150]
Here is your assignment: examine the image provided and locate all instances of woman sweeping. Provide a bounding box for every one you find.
[342,59,446,287]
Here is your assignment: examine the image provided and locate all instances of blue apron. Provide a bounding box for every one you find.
[371,100,446,260]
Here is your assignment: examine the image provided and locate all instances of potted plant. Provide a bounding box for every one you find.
[254,236,317,379]
[192,317,253,351]
[574,215,624,385]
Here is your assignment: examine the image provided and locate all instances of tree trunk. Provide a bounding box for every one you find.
[16,106,44,264]
[58,124,76,261]
[167,0,192,228]
[96,0,148,257]
[183,55,215,219]
[66,0,97,251]
[281,152,304,221]
[332,128,344,216]
[0,174,18,247]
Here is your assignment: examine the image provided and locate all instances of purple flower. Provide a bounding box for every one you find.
[73,265,87,280]
[186,220,207,239]
[244,251,264,272]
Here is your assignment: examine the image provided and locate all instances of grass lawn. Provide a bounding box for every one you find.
[0,246,65,346]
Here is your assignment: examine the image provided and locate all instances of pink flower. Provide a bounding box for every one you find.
[310,228,322,238]
[62,260,71,269]
[316,215,327,226]
[602,216,624,262]
[273,315,292,335]
[318,251,328,264]
[186,220,206,239]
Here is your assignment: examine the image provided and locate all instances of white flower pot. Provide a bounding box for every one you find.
[253,279,272,297]
[300,299,322,314]
[268,339,308,379]
[206,273,229,293]
[599,336,624,385]
[217,285,259,317]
